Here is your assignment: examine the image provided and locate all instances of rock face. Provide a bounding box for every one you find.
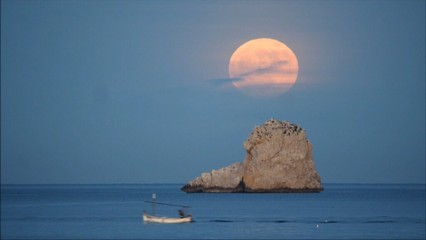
[181,162,244,193]
[181,119,323,193]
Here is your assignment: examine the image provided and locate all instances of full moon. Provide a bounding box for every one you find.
[229,38,299,97]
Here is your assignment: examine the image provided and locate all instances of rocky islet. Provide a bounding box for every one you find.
[181,119,323,193]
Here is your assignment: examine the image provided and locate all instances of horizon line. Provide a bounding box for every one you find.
[1,182,425,186]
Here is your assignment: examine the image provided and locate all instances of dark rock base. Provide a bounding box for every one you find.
[181,181,246,193]
[244,187,324,193]
[181,181,324,193]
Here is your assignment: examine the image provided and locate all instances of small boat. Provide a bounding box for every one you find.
[142,193,193,224]
[143,211,193,224]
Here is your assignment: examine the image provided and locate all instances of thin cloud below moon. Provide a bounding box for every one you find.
[209,77,243,86]
[237,60,297,78]
[229,38,299,98]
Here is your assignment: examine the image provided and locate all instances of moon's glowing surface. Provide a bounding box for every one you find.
[229,38,299,97]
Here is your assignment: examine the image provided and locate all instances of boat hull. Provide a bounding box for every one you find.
[143,213,192,224]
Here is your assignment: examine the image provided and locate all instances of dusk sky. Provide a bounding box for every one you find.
[1,0,425,184]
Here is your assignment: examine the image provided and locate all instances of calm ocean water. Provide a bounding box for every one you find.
[1,184,425,239]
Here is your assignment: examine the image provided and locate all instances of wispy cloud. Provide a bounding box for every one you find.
[208,77,243,86]
[207,60,298,92]
[236,60,296,77]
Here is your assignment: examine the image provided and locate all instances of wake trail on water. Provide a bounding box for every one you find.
[205,216,425,224]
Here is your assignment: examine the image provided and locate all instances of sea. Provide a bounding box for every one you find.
[1,184,425,239]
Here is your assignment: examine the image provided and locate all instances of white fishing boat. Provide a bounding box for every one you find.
[143,193,193,224]
[143,212,193,224]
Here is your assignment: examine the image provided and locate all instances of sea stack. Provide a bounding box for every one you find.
[181,119,323,193]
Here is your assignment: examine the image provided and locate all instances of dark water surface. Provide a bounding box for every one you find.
[1,184,425,239]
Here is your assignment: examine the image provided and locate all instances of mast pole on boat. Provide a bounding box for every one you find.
[152,193,156,215]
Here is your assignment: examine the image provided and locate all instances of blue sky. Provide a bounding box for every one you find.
[1,0,425,184]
